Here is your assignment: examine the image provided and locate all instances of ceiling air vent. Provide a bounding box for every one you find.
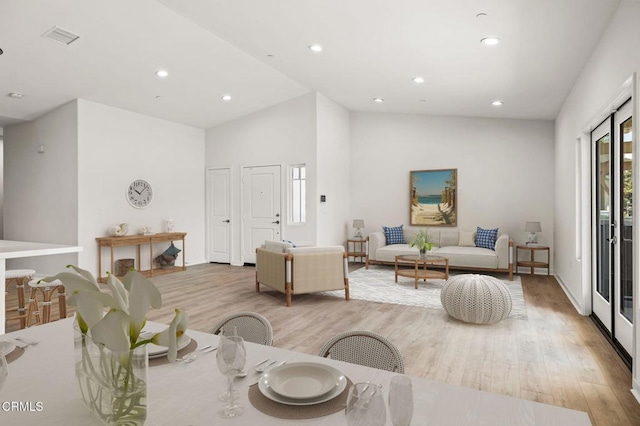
[42,26,80,45]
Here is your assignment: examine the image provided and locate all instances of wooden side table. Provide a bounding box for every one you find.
[516,245,550,275]
[346,238,367,263]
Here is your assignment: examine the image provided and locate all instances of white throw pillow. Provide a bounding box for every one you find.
[459,230,476,247]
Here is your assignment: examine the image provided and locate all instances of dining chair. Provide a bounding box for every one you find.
[25,278,67,327]
[318,330,405,373]
[210,311,274,346]
[5,269,36,329]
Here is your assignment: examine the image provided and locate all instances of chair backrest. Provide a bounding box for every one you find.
[210,311,274,346]
[318,330,404,373]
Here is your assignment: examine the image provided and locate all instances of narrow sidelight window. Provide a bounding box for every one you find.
[290,165,306,224]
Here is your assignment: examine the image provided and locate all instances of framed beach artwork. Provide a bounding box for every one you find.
[410,169,457,226]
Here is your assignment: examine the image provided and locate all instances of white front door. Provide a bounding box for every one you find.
[207,168,231,264]
[242,165,281,264]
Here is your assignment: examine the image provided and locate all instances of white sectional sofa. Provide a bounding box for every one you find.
[366,228,513,280]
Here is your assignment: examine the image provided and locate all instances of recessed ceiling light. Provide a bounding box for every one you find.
[308,44,323,53]
[0,48,3,55]
[412,77,425,84]
[492,100,504,106]
[419,99,427,103]
[481,37,500,46]
[476,13,488,18]
[373,98,384,103]
[267,54,275,58]
[155,69,169,78]
[7,92,23,99]
[221,95,232,101]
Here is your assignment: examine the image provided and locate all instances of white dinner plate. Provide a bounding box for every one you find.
[267,362,344,399]
[258,363,347,406]
[0,341,16,356]
[146,334,191,359]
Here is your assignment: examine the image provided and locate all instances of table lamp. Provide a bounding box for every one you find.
[525,221,541,245]
[353,219,365,239]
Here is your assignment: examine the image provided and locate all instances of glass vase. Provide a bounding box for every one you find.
[74,323,148,425]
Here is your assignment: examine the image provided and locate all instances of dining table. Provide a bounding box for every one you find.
[0,318,591,425]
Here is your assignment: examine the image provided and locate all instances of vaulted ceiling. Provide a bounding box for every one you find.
[0,0,622,129]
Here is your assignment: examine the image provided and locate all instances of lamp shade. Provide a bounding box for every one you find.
[524,222,541,233]
[352,219,365,229]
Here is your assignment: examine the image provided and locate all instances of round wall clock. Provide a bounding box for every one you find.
[127,179,153,208]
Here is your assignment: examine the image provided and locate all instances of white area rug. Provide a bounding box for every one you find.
[320,265,528,320]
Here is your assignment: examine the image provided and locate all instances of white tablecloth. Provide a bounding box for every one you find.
[0,319,591,425]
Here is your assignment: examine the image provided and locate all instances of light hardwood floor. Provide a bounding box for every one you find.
[5,263,640,425]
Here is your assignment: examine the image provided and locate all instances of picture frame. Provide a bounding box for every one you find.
[410,169,457,226]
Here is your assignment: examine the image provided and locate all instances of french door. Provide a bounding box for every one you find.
[592,99,633,358]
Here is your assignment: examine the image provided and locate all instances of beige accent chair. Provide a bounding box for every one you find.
[255,241,350,307]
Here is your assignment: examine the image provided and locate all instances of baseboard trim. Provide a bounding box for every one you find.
[553,274,588,316]
[632,378,640,404]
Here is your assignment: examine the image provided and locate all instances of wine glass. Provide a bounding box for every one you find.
[389,375,413,426]
[345,382,386,426]
[216,335,246,418]
[217,326,240,402]
[0,354,8,392]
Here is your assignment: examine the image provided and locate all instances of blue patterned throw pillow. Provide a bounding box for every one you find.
[383,225,406,245]
[475,227,498,250]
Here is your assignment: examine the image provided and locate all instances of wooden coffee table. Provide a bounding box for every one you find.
[395,254,449,289]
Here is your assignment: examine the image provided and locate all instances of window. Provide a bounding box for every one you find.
[290,164,306,224]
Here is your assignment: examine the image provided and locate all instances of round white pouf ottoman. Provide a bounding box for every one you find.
[440,274,512,324]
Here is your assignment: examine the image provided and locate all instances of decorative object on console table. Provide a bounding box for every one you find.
[525,221,541,245]
[352,219,365,238]
[516,244,550,276]
[111,223,129,237]
[410,169,457,226]
[96,233,187,283]
[165,218,175,233]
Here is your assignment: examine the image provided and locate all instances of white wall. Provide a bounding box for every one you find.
[554,0,640,402]
[4,101,79,274]
[205,93,318,263]
[77,100,206,275]
[316,94,351,245]
[350,112,555,254]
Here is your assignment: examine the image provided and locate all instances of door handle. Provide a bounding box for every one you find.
[607,236,617,244]
[272,220,280,224]
[222,219,230,223]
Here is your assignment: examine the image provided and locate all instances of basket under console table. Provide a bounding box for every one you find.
[96,232,186,283]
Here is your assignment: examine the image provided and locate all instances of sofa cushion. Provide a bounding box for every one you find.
[383,225,406,245]
[264,240,294,253]
[459,230,476,247]
[475,227,498,250]
[376,244,418,262]
[439,231,458,248]
[434,246,498,269]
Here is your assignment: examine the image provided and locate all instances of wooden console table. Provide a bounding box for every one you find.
[96,233,186,283]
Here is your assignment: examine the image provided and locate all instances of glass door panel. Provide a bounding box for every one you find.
[620,116,633,323]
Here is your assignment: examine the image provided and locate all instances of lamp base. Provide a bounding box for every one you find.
[526,232,538,244]
[354,230,363,239]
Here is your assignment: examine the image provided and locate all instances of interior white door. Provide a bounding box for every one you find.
[242,165,281,264]
[207,168,231,264]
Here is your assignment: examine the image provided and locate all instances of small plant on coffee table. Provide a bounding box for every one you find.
[410,230,433,258]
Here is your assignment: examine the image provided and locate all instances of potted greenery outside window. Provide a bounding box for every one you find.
[410,229,434,258]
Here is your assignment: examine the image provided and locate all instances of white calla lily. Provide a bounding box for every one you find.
[91,309,130,352]
[124,271,162,342]
[73,290,113,330]
[42,271,100,300]
[150,309,188,362]
[106,273,129,313]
